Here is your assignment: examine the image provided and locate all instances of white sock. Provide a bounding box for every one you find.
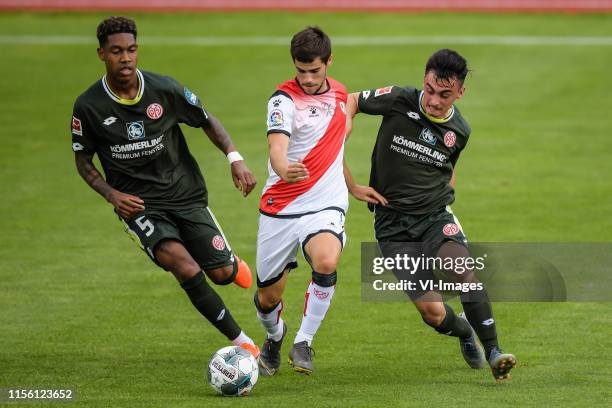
[257,300,284,342]
[231,331,254,347]
[294,281,335,346]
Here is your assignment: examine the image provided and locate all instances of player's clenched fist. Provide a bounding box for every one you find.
[283,161,309,183]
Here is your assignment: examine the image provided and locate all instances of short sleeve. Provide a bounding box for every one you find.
[170,78,211,128]
[70,101,96,154]
[358,85,401,116]
[266,91,294,137]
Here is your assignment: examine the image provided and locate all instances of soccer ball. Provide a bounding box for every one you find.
[207,346,259,397]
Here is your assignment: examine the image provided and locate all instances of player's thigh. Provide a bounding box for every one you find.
[174,207,234,271]
[374,208,413,242]
[256,214,300,288]
[299,209,345,272]
[421,206,468,252]
[121,209,183,268]
[373,210,440,302]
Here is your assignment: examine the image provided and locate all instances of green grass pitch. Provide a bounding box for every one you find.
[1,11,611,407]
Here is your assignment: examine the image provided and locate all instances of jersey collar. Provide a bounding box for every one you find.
[102,69,144,105]
[419,90,454,124]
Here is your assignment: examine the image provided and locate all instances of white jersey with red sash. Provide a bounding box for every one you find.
[260,77,348,217]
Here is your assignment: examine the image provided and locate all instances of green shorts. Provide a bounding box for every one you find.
[374,205,468,300]
[374,205,468,250]
[121,206,233,271]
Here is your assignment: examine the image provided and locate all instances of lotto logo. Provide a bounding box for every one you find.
[482,318,495,326]
[442,223,460,236]
[146,103,164,120]
[212,235,225,251]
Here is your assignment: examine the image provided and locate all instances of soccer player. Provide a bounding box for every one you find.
[71,16,260,357]
[344,49,517,382]
[255,27,367,376]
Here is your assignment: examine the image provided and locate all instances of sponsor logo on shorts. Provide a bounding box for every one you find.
[146,103,164,120]
[126,121,145,140]
[443,223,460,236]
[212,235,226,251]
[313,288,330,300]
[184,87,200,106]
[419,127,437,146]
[444,131,456,147]
[71,116,82,136]
[72,142,84,152]
[362,90,371,100]
[269,109,284,127]
[374,86,393,97]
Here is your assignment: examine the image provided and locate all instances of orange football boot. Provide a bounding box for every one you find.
[233,255,253,289]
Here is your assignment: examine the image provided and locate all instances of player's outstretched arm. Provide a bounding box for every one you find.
[268,133,309,184]
[201,113,256,197]
[342,159,387,206]
[74,152,144,219]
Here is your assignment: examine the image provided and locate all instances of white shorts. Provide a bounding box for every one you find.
[256,209,346,287]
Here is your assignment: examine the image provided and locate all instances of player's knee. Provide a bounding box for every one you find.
[311,256,338,274]
[205,264,233,285]
[418,305,446,327]
[256,290,281,311]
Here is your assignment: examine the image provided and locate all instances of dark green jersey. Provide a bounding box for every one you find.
[358,85,471,215]
[71,69,211,210]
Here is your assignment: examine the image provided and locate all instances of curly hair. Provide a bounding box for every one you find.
[96,16,137,47]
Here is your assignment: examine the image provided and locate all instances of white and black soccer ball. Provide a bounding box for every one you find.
[207,346,259,397]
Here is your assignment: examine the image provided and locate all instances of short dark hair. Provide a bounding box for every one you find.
[425,49,470,84]
[290,26,331,63]
[96,16,137,47]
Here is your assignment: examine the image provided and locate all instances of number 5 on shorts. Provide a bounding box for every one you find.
[135,216,155,237]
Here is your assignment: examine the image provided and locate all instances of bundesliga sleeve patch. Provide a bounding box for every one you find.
[71,116,82,136]
[374,86,393,97]
[183,87,201,106]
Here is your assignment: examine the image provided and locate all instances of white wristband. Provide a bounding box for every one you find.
[227,151,244,164]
